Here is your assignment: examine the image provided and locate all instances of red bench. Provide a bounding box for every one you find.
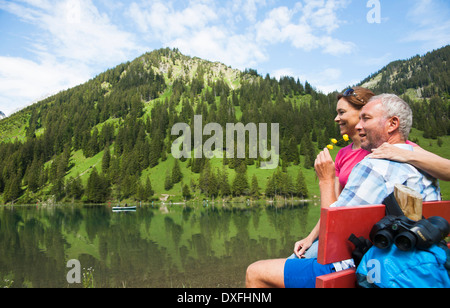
[315,201,450,288]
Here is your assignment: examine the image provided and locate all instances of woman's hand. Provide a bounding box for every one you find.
[293,238,314,258]
[368,142,411,162]
[314,148,336,183]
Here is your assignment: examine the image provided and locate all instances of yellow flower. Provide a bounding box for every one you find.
[331,138,338,144]
[327,144,334,150]
[343,134,349,142]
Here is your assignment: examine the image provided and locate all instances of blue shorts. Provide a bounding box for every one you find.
[284,258,335,288]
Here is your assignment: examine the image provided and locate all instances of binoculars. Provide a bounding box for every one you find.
[370,215,449,251]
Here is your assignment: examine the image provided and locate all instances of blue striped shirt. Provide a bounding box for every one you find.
[331,144,441,208]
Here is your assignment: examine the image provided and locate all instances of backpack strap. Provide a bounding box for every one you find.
[382,192,404,217]
[348,233,373,267]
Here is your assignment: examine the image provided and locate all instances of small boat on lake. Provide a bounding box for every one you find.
[112,206,137,212]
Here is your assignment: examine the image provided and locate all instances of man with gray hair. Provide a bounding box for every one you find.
[333,93,441,208]
[358,94,413,152]
[246,94,441,288]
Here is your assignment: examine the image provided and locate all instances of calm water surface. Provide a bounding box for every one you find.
[0,202,320,288]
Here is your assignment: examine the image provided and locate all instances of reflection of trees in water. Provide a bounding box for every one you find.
[0,203,313,287]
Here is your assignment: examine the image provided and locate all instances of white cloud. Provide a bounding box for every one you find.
[0,0,143,115]
[169,27,267,69]
[403,0,450,49]
[127,0,219,43]
[255,1,355,55]
[277,66,349,94]
[127,0,267,69]
[272,68,295,80]
[0,0,360,114]
[0,56,89,115]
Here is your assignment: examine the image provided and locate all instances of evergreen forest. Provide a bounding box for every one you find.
[0,45,449,205]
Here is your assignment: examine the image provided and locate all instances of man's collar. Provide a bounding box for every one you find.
[392,143,413,151]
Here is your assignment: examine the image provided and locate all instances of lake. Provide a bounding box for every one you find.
[0,202,320,288]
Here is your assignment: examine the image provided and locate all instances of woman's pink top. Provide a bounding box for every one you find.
[335,141,418,189]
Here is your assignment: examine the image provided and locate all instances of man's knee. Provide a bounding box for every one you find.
[246,259,285,288]
[245,261,262,287]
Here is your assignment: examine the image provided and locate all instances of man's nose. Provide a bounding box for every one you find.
[355,120,363,131]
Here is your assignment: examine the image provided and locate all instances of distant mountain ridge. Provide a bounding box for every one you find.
[0,46,448,205]
[0,111,6,120]
[360,45,450,99]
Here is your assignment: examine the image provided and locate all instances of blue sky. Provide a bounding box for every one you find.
[0,0,449,116]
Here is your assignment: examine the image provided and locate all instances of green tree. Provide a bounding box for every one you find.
[171,159,183,184]
[86,168,110,203]
[250,174,260,198]
[66,176,84,201]
[137,176,154,201]
[102,146,111,174]
[265,175,276,198]
[232,162,249,196]
[218,166,231,197]
[295,169,309,199]
[300,134,315,169]
[182,184,192,200]
[164,170,173,191]
[3,173,22,203]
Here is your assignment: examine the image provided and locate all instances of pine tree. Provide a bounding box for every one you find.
[295,168,309,199]
[25,159,41,192]
[219,166,231,197]
[232,162,249,196]
[182,184,192,200]
[301,134,315,169]
[265,172,276,198]
[3,173,22,203]
[164,170,173,191]
[145,176,154,199]
[137,176,154,201]
[171,159,183,184]
[102,146,111,174]
[250,174,260,198]
[86,168,110,203]
[66,176,84,200]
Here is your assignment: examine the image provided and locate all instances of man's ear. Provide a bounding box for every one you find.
[387,116,400,134]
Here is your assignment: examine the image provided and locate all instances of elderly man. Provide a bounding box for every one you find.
[246,94,441,288]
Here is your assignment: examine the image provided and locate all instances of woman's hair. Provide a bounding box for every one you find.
[337,87,375,110]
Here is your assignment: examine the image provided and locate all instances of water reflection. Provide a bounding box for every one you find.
[0,202,319,288]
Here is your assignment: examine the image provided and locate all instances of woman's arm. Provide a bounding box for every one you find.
[335,177,343,197]
[292,149,341,258]
[293,219,320,258]
[315,148,338,208]
[368,143,450,181]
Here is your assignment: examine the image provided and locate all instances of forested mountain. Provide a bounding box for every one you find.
[361,45,450,98]
[360,45,450,138]
[0,111,5,120]
[0,46,448,205]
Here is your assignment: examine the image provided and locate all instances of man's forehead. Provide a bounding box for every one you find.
[361,99,383,115]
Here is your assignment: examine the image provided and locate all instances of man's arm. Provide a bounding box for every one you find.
[331,159,388,208]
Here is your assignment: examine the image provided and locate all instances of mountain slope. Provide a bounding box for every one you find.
[360,45,450,99]
[0,47,449,204]
[0,48,323,204]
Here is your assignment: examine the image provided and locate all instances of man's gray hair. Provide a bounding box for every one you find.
[369,94,413,140]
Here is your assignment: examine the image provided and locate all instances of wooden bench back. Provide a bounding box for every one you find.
[317,201,450,265]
